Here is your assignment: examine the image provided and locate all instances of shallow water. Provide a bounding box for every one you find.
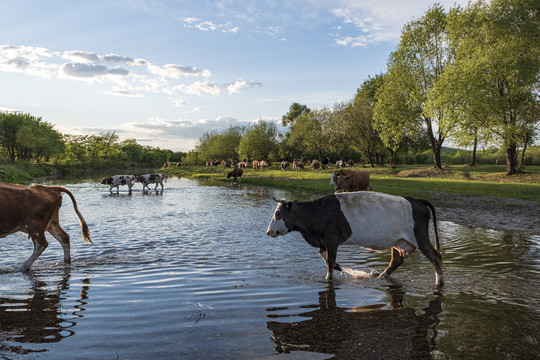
[1,177,539,359]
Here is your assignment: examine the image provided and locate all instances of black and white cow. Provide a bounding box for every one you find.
[266,192,443,286]
[135,173,164,191]
[101,175,136,194]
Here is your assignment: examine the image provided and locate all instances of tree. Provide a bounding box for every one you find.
[288,108,328,160]
[239,121,279,161]
[386,4,456,169]
[0,112,24,163]
[444,0,540,174]
[282,103,311,126]
[373,67,423,167]
[0,112,64,163]
[220,125,246,161]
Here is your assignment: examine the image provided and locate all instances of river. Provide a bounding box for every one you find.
[1,176,538,359]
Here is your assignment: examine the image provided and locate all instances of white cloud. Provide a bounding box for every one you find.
[330,0,471,47]
[183,18,241,34]
[227,80,262,94]
[176,80,221,96]
[0,44,57,78]
[60,63,131,79]
[0,44,261,109]
[146,63,212,79]
[103,87,144,97]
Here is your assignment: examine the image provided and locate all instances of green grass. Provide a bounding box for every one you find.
[163,164,540,203]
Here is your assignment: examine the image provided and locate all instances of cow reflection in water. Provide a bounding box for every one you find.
[0,272,90,355]
[267,284,442,359]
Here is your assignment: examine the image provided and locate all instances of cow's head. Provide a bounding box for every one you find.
[267,197,294,237]
[335,174,349,190]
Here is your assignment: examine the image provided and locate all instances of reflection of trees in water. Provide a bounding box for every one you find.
[0,270,90,356]
[267,284,442,359]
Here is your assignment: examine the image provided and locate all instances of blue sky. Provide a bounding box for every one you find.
[0,0,467,151]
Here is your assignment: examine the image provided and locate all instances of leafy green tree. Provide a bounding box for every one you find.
[0,112,64,163]
[282,103,311,126]
[0,112,24,163]
[373,67,423,167]
[288,108,328,160]
[220,125,246,161]
[443,0,540,174]
[239,121,279,161]
[384,4,456,169]
[120,139,145,162]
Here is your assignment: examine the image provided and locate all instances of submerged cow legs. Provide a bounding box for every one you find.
[318,247,341,280]
[379,247,405,279]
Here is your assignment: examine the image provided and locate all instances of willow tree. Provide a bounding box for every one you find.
[441,0,540,174]
[379,4,456,169]
[239,121,279,162]
[288,108,329,161]
[373,67,422,167]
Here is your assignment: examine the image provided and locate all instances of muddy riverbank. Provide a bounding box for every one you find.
[431,192,540,235]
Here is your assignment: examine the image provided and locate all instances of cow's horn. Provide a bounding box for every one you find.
[272,197,280,202]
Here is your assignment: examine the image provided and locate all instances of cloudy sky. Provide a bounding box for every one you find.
[1,0,467,152]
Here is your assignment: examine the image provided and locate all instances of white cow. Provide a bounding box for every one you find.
[267,192,443,286]
[100,175,135,194]
[135,173,164,191]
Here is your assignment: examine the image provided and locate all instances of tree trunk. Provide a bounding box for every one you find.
[425,117,443,169]
[505,145,518,175]
[468,135,478,167]
[519,142,528,170]
[389,151,396,168]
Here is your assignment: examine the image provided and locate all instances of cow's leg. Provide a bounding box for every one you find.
[379,247,404,279]
[47,220,71,264]
[22,233,48,271]
[416,224,444,286]
[318,248,342,275]
[318,247,339,281]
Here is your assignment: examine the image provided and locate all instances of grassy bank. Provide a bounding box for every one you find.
[162,164,540,203]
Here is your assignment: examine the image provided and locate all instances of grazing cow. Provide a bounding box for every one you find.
[321,157,330,169]
[0,183,92,271]
[267,192,443,286]
[330,169,372,192]
[260,160,268,170]
[293,160,305,171]
[336,160,345,168]
[281,161,289,171]
[347,159,355,167]
[135,173,164,191]
[101,175,136,194]
[227,167,243,182]
[253,160,260,171]
[311,160,321,174]
[238,161,247,169]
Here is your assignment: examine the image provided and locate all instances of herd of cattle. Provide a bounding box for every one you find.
[100,173,164,193]
[1,161,443,287]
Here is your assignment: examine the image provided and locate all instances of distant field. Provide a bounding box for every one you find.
[162,164,540,203]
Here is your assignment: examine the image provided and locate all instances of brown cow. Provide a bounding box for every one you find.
[332,169,372,192]
[311,160,321,174]
[253,160,260,171]
[0,183,92,271]
[227,167,243,182]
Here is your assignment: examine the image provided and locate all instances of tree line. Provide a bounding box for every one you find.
[0,111,185,170]
[192,0,539,175]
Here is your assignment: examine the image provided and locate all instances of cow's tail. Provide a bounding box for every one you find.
[423,199,440,253]
[58,187,93,244]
